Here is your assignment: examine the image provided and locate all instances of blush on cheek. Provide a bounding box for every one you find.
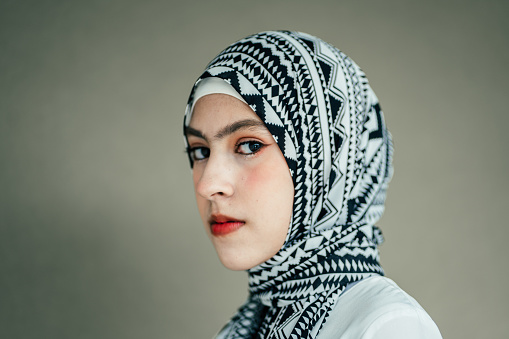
[244,160,279,188]
[243,153,293,209]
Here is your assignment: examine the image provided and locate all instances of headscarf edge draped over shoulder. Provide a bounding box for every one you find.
[184,31,393,339]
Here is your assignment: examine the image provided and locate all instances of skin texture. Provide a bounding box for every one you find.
[186,94,294,271]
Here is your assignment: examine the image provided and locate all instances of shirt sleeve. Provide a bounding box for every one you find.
[362,307,443,339]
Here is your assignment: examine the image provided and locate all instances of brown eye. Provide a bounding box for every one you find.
[237,141,263,155]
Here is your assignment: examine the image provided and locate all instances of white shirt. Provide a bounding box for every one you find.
[317,276,442,338]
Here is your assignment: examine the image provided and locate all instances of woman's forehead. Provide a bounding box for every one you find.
[185,77,248,127]
[190,93,258,123]
[187,94,268,139]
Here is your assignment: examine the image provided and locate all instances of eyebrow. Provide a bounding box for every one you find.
[185,119,267,141]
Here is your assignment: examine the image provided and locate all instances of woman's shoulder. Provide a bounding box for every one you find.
[317,276,442,339]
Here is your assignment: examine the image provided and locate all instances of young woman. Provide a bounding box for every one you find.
[183,31,442,339]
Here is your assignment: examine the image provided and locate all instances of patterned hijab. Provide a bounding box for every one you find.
[184,31,393,339]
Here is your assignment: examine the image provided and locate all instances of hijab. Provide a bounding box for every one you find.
[184,31,393,339]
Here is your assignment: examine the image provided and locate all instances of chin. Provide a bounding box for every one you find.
[216,250,265,271]
[218,255,254,271]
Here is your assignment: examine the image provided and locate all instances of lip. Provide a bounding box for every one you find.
[209,214,245,236]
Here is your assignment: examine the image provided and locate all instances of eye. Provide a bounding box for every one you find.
[237,141,264,155]
[188,147,210,161]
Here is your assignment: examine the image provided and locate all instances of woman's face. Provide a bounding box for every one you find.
[186,94,294,271]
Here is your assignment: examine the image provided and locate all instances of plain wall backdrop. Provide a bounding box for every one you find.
[1,0,508,338]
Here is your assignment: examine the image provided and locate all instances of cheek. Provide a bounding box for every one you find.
[243,164,268,188]
[243,161,280,194]
[242,154,294,214]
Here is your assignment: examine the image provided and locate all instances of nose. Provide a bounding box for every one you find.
[195,152,235,200]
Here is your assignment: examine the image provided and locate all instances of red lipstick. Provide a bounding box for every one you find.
[210,214,245,236]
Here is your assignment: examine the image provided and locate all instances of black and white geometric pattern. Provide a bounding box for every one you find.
[184,31,393,339]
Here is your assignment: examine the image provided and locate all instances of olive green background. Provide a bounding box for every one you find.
[1,0,508,338]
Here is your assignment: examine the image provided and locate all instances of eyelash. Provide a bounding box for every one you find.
[187,140,265,162]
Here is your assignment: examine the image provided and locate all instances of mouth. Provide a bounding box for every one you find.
[209,214,245,236]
